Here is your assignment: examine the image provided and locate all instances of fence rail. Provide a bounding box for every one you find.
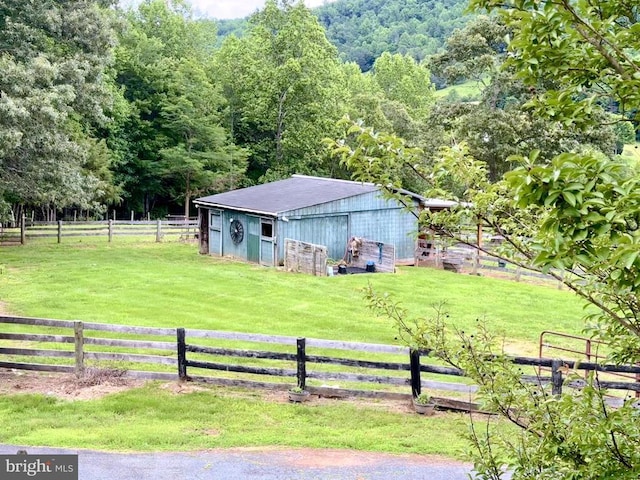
[1,316,639,412]
[0,218,198,245]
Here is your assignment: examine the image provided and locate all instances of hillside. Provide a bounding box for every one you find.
[216,0,473,71]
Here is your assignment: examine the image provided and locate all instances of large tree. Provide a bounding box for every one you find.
[114,0,244,217]
[0,0,119,222]
[213,0,346,182]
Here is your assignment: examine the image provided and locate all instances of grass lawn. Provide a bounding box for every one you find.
[0,382,478,457]
[0,240,585,455]
[0,241,589,349]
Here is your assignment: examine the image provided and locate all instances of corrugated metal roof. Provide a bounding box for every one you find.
[194,175,381,215]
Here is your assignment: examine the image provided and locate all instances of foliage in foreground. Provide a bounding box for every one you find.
[367,290,640,479]
[332,0,640,476]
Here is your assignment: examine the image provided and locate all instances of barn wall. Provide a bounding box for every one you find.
[349,208,417,262]
[280,191,418,263]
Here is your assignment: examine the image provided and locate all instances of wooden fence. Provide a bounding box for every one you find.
[1,316,639,411]
[284,239,328,276]
[0,218,198,245]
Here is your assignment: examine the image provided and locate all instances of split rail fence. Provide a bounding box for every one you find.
[1,316,639,411]
[0,218,198,245]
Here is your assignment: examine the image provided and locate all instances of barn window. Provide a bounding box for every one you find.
[261,221,273,238]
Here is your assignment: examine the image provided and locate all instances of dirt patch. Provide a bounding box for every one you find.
[0,368,144,400]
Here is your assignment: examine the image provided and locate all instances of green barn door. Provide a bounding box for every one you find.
[247,216,260,263]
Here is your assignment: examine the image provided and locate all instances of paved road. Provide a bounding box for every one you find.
[0,444,476,479]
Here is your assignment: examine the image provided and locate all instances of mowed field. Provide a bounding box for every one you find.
[0,240,588,348]
[0,240,588,456]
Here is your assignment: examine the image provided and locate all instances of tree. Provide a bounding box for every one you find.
[213,0,347,182]
[0,0,119,221]
[372,52,435,121]
[158,58,247,218]
[330,0,640,472]
[425,15,618,181]
[114,0,243,217]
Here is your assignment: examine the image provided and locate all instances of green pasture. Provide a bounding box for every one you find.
[0,241,588,348]
[0,240,585,454]
[434,80,483,102]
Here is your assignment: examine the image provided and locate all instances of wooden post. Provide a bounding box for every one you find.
[108,219,113,243]
[20,215,26,245]
[296,338,306,390]
[130,210,134,223]
[312,246,317,276]
[551,359,563,395]
[74,321,84,378]
[112,210,116,221]
[156,219,162,243]
[177,328,187,380]
[57,220,62,244]
[472,250,478,275]
[410,349,421,398]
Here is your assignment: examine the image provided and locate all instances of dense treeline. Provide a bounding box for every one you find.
[218,0,472,71]
[0,0,630,223]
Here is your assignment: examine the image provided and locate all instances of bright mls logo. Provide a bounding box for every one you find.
[0,454,78,479]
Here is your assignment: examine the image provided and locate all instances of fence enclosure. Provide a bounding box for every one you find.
[0,218,198,245]
[1,315,639,412]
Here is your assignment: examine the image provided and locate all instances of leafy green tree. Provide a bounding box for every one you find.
[332,0,640,475]
[158,58,247,217]
[213,0,345,181]
[114,0,242,217]
[0,0,118,221]
[426,16,617,181]
[372,52,435,122]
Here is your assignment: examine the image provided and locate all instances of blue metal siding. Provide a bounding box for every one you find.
[222,210,249,260]
[271,192,418,263]
[349,208,417,261]
[283,215,349,261]
[282,191,396,217]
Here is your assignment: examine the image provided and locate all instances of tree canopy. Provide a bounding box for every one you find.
[331,0,640,477]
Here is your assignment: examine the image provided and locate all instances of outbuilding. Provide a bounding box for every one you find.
[194,175,445,267]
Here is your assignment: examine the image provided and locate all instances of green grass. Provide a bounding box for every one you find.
[434,80,483,102]
[0,240,584,454]
[0,241,588,349]
[0,383,477,457]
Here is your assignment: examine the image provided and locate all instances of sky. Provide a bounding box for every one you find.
[121,1,338,20]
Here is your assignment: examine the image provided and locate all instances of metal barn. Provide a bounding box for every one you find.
[194,175,433,267]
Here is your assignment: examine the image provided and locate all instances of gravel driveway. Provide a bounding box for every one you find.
[0,444,476,479]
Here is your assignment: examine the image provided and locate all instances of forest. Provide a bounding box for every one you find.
[218,0,472,72]
[0,0,633,222]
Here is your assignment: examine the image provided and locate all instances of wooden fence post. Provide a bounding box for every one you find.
[74,321,84,377]
[177,328,187,380]
[57,220,62,244]
[156,220,162,243]
[551,359,563,395]
[410,349,421,398]
[20,215,26,245]
[108,219,113,243]
[296,338,306,390]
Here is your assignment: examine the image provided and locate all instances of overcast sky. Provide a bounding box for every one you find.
[121,1,338,20]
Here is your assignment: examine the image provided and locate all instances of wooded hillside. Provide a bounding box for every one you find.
[217,0,472,71]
